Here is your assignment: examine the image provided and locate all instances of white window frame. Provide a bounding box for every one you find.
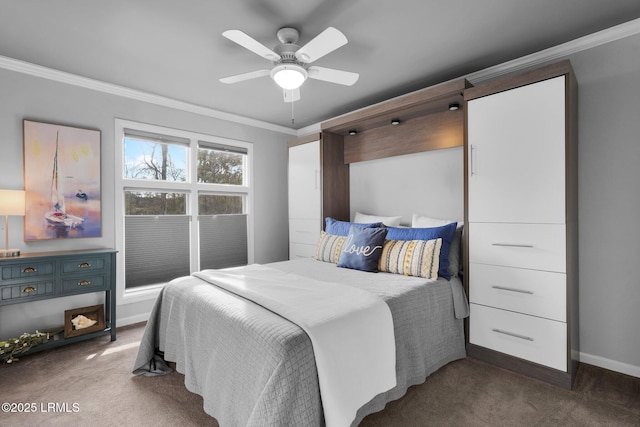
[114,119,254,305]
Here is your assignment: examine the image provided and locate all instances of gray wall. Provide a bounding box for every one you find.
[566,33,640,373]
[0,68,290,338]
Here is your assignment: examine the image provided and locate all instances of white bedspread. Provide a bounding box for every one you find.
[193,264,396,427]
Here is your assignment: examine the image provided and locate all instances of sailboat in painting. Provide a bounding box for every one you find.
[45,132,84,229]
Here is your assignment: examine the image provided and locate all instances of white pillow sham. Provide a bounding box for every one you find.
[354,211,402,227]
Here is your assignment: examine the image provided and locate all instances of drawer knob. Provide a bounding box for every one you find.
[22,286,36,293]
[491,285,534,295]
[491,243,534,248]
[492,328,534,342]
[78,262,91,268]
[78,280,91,286]
[22,267,37,273]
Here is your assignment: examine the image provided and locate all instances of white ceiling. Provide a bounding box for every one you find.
[2,0,640,130]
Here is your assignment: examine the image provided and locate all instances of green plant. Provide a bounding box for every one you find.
[0,331,51,364]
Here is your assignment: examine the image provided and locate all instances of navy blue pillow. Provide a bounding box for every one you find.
[325,217,384,236]
[337,225,388,273]
[385,222,457,280]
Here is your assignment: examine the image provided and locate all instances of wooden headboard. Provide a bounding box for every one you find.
[321,77,470,163]
[291,76,472,224]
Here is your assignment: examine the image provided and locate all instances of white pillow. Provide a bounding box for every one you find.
[412,213,464,277]
[411,213,457,227]
[354,211,402,227]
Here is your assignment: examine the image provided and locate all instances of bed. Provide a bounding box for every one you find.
[133,250,468,426]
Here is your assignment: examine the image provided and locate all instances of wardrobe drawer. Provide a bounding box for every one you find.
[289,219,321,245]
[469,223,566,272]
[469,263,566,322]
[289,242,318,260]
[470,303,567,371]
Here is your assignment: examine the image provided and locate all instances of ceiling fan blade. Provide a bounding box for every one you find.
[307,66,359,86]
[222,30,281,61]
[283,88,300,103]
[219,69,271,84]
[295,27,347,63]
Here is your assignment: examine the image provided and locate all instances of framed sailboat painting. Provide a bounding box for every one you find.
[23,120,101,240]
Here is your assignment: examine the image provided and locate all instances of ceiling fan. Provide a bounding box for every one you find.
[220,27,359,103]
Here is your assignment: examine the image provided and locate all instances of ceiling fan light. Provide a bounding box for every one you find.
[271,64,308,90]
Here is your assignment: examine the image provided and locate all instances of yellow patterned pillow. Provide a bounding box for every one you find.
[315,231,346,263]
[378,238,442,279]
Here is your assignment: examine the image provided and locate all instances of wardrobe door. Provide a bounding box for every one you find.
[467,76,566,224]
[288,140,321,259]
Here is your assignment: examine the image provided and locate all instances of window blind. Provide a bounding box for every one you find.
[124,128,190,145]
[198,140,248,155]
[199,214,248,269]
[125,216,191,288]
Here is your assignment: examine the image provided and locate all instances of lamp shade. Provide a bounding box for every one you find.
[0,190,26,216]
[271,64,308,90]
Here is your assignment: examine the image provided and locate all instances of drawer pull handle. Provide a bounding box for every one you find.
[492,328,534,342]
[78,262,91,268]
[78,280,91,286]
[22,286,36,293]
[492,285,534,295]
[22,267,37,273]
[491,243,534,248]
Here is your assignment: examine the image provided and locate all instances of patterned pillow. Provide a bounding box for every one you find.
[385,222,457,280]
[315,231,346,263]
[337,225,388,272]
[378,238,442,279]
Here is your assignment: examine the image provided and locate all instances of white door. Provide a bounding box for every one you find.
[288,140,321,220]
[467,76,566,224]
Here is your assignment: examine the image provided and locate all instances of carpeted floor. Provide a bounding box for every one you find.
[1,322,639,427]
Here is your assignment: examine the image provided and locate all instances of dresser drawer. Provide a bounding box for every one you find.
[60,256,107,275]
[470,303,567,371]
[1,261,55,280]
[469,223,566,272]
[0,280,55,303]
[61,275,106,294]
[289,219,321,245]
[469,263,566,321]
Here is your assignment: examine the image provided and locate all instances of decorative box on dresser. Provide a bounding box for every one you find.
[464,60,579,389]
[0,249,117,353]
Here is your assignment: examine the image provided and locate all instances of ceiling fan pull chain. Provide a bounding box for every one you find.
[291,100,295,125]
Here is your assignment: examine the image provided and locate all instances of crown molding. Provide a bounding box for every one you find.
[297,17,640,136]
[0,55,297,136]
[2,17,639,138]
[465,17,640,84]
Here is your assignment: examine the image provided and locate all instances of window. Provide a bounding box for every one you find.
[115,120,253,301]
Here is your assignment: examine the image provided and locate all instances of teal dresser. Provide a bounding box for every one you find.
[0,249,116,353]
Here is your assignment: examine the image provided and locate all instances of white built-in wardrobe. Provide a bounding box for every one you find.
[464,61,579,389]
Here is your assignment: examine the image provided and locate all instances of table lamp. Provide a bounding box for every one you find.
[0,189,26,257]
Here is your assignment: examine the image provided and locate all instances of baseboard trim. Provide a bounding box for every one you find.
[117,312,151,328]
[578,351,640,379]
